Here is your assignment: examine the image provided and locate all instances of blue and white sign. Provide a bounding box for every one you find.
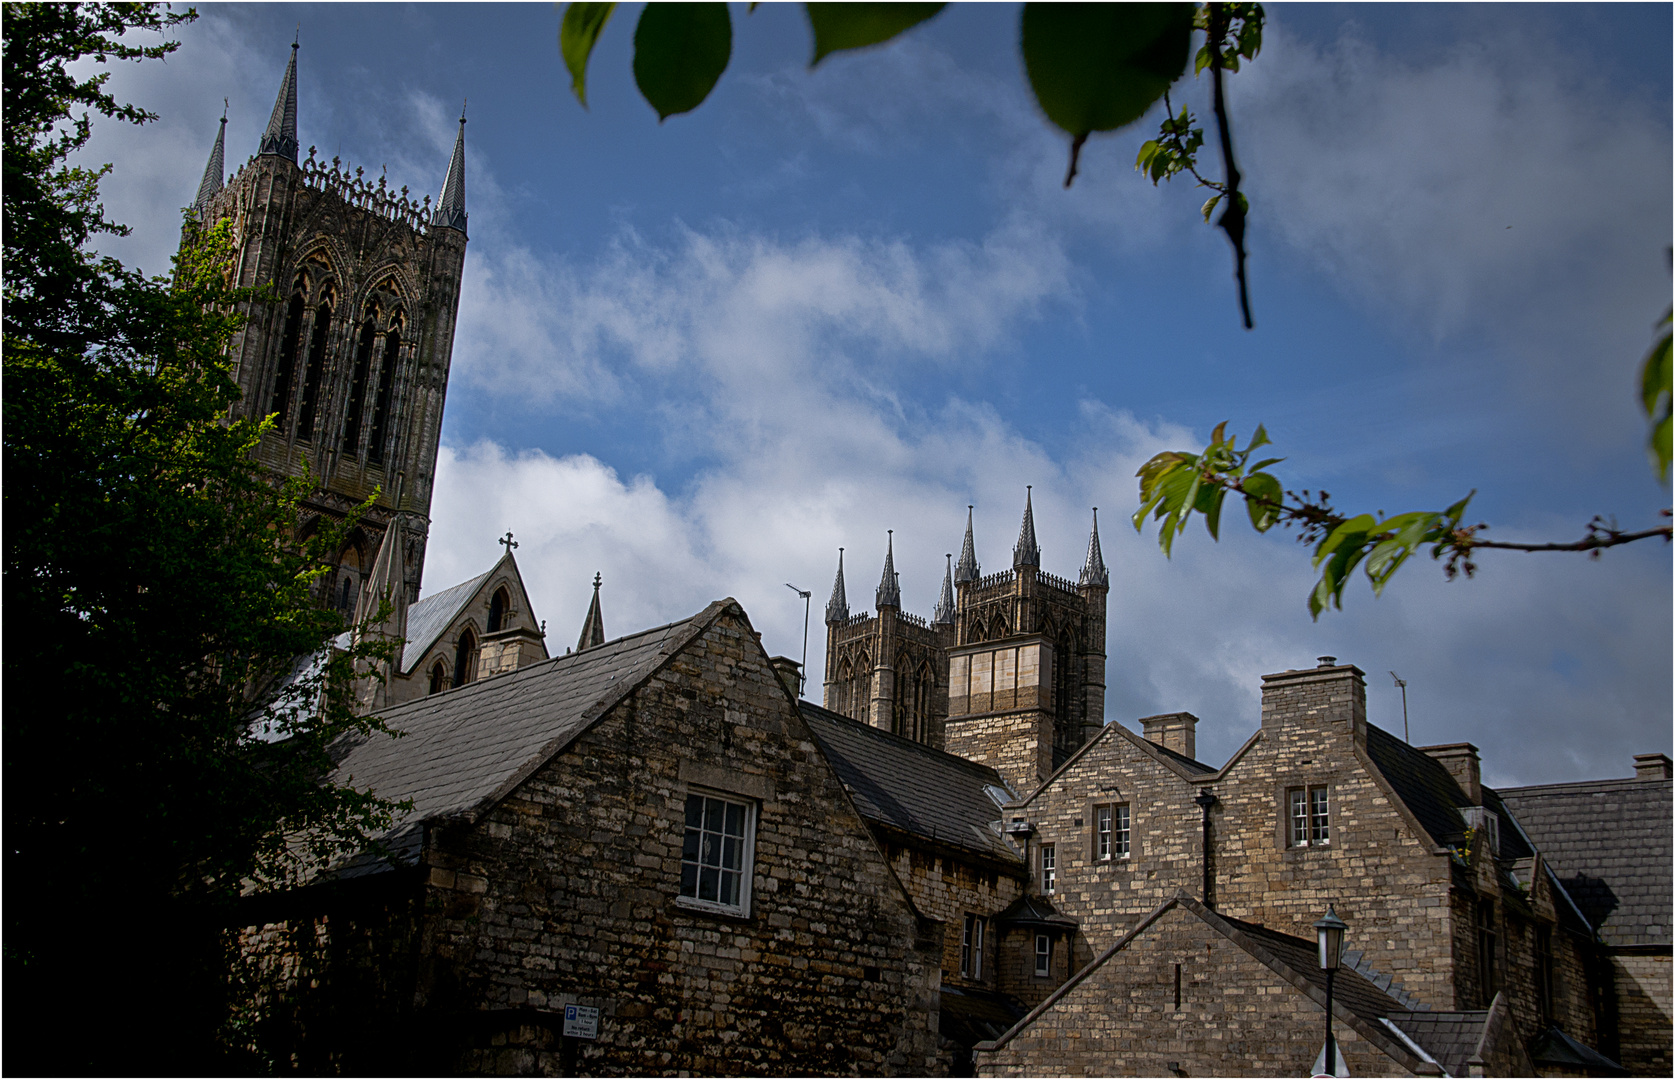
[562,1003,599,1040]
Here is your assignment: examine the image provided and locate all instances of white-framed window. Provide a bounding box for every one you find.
[1035,932,1052,977]
[1041,842,1056,894]
[1114,803,1130,858]
[680,791,755,916]
[1097,803,1131,860]
[1288,785,1330,847]
[1096,805,1112,859]
[961,914,985,979]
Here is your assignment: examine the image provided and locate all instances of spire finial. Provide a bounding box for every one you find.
[577,573,606,651]
[433,104,469,235]
[954,504,979,584]
[825,548,850,623]
[258,40,300,162]
[1013,486,1040,569]
[876,531,901,609]
[933,553,956,625]
[1080,507,1109,587]
[193,105,229,218]
[499,530,518,554]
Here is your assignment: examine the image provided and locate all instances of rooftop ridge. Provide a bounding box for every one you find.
[799,700,1012,785]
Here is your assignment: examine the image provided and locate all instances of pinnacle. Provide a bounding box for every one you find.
[954,505,979,584]
[1013,487,1040,569]
[875,532,901,609]
[825,548,850,623]
[1080,508,1109,588]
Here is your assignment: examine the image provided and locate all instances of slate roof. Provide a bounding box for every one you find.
[400,570,489,674]
[940,986,1027,1048]
[1529,1025,1630,1075]
[1382,1010,1488,1076]
[1148,739,1215,775]
[1215,911,1412,1029]
[799,702,1023,867]
[995,894,1078,930]
[1363,724,1532,859]
[1497,776,1673,947]
[326,604,723,875]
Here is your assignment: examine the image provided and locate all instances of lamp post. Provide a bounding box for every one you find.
[1314,905,1348,1077]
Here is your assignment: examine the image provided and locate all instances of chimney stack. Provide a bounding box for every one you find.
[769,656,803,699]
[1634,753,1672,781]
[1140,712,1199,761]
[1422,743,1482,805]
[1259,658,1367,737]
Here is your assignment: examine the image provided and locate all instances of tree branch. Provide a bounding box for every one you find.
[1205,4,1252,330]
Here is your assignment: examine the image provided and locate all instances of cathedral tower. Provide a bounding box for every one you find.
[188,42,469,618]
[821,494,1110,796]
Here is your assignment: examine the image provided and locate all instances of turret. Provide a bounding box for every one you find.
[257,41,299,162]
[433,108,468,235]
[825,548,849,624]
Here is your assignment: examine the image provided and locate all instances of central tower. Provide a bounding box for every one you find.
[188,42,469,618]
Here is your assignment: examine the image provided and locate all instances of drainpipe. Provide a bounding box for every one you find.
[1194,788,1218,909]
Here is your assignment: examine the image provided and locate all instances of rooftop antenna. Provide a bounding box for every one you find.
[1389,671,1409,743]
[785,582,811,698]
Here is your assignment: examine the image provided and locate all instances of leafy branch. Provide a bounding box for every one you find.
[559,2,1263,328]
[1134,422,1671,620]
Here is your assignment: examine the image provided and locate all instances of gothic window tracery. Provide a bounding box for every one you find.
[296,287,335,442]
[368,315,402,464]
[271,293,306,431]
[342,316,378,453]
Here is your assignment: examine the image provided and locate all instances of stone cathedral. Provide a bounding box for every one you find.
[821,491,1110,795]
[187,41,468,628]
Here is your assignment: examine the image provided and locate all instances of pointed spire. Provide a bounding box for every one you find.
[1013,486,1040,569]
[825,548,850,624]
[954,505,980,584]
[876,532,901,609]
[258,42,299,162]
[1079,508,1109,588]
[193,105,227,218]
[577,573,605,651]
[933,554,956,625]
[433,104,468,235]
[352,516,410,711]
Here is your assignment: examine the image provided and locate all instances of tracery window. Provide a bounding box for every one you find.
[368,319,401,464]
[295,297,334,442]
[342,317,377,452]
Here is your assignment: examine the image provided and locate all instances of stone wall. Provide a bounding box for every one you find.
[1612,951,1672,1076]
[974,902,1415,1078]
[419,607,945,1075]
[885,841,1025,995]
[945,711,1054,798]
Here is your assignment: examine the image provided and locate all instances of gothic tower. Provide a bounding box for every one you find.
[187,41,469,619]
[821,494,1109,796]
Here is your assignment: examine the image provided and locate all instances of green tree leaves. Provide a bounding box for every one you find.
[633,3,732,121]
[1642,307,1672,482]
[807,3,946,66]
[1021,2,1193,183]
[559,2,617,108]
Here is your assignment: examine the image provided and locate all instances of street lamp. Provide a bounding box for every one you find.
[1314,906,1348,1077]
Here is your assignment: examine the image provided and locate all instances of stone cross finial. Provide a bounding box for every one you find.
[499,530,518,554]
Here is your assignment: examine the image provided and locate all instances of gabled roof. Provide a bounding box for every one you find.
[1148,738,1215,775]
[995,893,1077,930]
[1528,1025,1629,1075]
[799,702,1023,868]
[1363,724,1531,858]
[1383,1010,1489,1076]
[1497,775,1672,948]
[328,602,731,874]
[400,570,490,674]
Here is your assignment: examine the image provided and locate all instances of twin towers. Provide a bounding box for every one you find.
[821,491,1110,795]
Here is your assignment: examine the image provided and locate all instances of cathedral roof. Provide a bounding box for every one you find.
[400,570,490,674]
[193,111,226,217]
[800,701,1023,869]
[433,112,468,234]
[325,602,731,877]
[1012,488,1039,569]
[258,42,299,162]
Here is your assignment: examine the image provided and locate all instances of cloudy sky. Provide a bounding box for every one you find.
[81,3,1670,786]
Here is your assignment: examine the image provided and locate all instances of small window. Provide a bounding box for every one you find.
[428,659,448,695]
[1041,843,1056,894]
[1289,785,1330,847]
[680,792,755,916]
[1097,804,1131,860]
[1034,933,1051,977]
[1476,899,1497,1005]
[454,627,478,687]
[487,586,510,633]
[961,914,985,980]
[1535,925,1554,1022]
[1096,806,1111,859]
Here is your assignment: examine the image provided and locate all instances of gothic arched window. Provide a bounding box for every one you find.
[915,660,936,744]
[271,293,306,431]
[454,627,478,688]
[1054,633,1077,753]
[296,297,334,442]
[368,320,401,464]
[488,586,510,633]
[342,317,377,453]
[428,659,448,695]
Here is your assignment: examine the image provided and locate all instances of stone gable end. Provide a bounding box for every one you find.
[421,605,945,1075]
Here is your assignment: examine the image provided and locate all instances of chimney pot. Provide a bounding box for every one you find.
[1317,656,1337,668]
[1634,753,1672,782]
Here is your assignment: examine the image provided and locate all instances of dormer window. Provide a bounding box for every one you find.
[1459,806,1500,855]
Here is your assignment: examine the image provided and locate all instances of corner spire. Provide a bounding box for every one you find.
[258,42,299,162]
[1013,486,1040,569]
[1080,508,1109,588]
[876,532,901,609]
[193,104,227,218]
[954,505,979,584]
[577,572,605,651]
[433,104,468,235]
[351,516,410,712]
[933,554,956,625]
[825,548,849,624]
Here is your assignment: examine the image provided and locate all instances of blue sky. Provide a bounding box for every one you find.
[83,3,1671,785]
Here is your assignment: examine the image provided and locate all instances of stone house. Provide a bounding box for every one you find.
[237,600,945,1074]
